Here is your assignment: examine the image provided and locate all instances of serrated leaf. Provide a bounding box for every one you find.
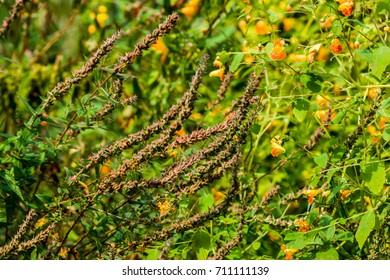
[315,247,339,260]
[361,159,385,195]
[314,153,328,168]
[230,53,244,73]
[355,210,375,249]
[293,98,310,122]
[300,73,323,93]
[370,46,390,78]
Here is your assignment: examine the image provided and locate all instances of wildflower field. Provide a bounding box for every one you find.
[0,0,389,260]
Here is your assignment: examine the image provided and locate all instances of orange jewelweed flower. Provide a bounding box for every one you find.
[289,54,307,62]
[209,66,225,81]
[255,20,272,35]
[330,38,343,53]
[213,57,223,68]
[317,95,330,109]
[211,188,225,202]
[152,38,169,62]
[281,244,298,260]
[302,189,322,204]
[270,136,285,157]
[294,218,310,232]
[282,18,296,32]
[368,87,381,100]
[379,117,389,130]
[181,0,199,19]
[270,39,287,61]
[316,46,329,61]
[340,190,353,200]
[336,0,354,17]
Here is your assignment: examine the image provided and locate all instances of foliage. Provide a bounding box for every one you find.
[0,0,389,260]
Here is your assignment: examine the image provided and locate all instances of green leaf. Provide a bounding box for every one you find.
[361,159,385,195]
[251,124,260,134]
[355,49,373,63]
[300,73,323,93]
[17,94,35,115]
[355,210,376,249]
[199,193,214,213]
[315,247,339,260]
[325,225,336,240]
[377,1,390,12]
[331,110,345,124]
[146,249,160,260]
[334,231,354,242]
[370,46,390,78]
[293,98,310,122]
[252,241,261,250]
[267,10,278,23]
[331,147,346,163]
[196,248,210,260]
[383,127,390,141]
[0,169,24,202]
[230,53,244,73]
[192,229,211,251]
[314,153,328,168]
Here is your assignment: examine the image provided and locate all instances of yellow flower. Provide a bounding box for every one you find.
[254,20,272,35]
[88,24,96,34]
[211,188,225,202]
[322,190,331,197]
[282,18,296,32]
[317,95,330,109]
[302,189,322,204]
[181,0,199,19]
[368,87,381,100]
[157,201,171,216]
[336,0,354,16]
[213,57,223,68]
[330,38,343,53]
[209,67,225,81]
[176,127,186,137]
[96,12,108,27]
[270,39,287,61]
[340,190,353,200]
[35,218,48,229]
[97,5,108,14]
[281,244,298,260]
[270,136,285,157]
[238,20,247,33]
[289,54,307,62]
[152,38,169,62]
[58,247,70,259]
[294,218,310,232]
